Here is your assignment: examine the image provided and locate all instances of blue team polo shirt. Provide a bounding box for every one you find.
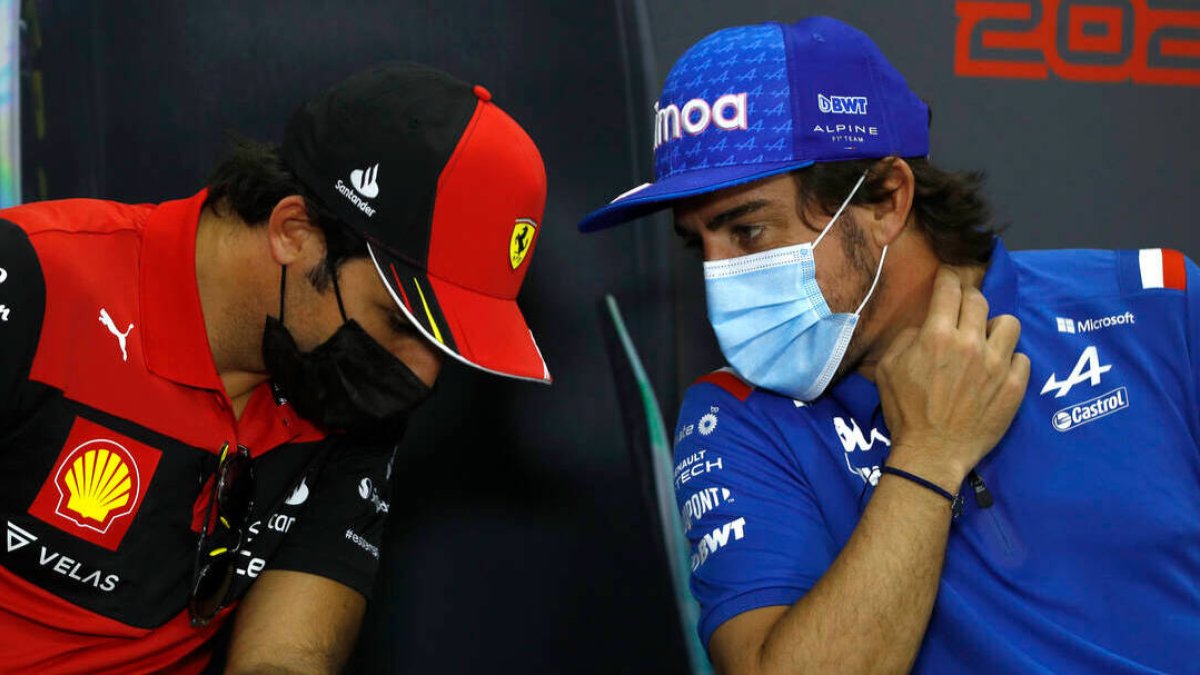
[673,240,1200,673]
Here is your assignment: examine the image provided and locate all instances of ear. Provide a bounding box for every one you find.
[265,195,326,267]
[868,157,915,247]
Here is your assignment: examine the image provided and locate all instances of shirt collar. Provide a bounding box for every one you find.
[981,238,1018,318]
[828,371,882,426]
[140,189,223,390]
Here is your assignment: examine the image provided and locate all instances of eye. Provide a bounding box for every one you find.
[731,224,766,246]
[681,236,704,257]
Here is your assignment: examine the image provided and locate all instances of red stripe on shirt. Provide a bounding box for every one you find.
[694,370,753,401]
[1162,248,1187,291]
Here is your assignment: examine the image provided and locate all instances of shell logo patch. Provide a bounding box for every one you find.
[62,444,135,524]
[28,418,161,551]
[509,219,537,270]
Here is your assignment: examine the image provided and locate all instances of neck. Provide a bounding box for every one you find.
[195,206,272,403]
[855,237,986,382]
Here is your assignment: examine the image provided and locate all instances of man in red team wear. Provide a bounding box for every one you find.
[0,62,550,672]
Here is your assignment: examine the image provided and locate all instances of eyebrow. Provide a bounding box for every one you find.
[673,199,772,239]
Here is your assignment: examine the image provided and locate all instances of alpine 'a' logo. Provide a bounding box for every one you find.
[350,163,380,198]
[1041,345,1111,399]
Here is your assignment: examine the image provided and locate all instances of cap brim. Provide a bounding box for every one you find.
[369,245,551,384]
[578,159,815,233]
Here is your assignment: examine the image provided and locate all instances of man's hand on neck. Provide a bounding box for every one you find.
[857,261,988,382]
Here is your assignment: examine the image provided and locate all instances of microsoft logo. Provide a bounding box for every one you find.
[1056,311,1135,334]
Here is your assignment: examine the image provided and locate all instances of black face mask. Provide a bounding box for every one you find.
[262,266,433,431]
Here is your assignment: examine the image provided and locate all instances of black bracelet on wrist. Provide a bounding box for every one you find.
[879,465,963,519]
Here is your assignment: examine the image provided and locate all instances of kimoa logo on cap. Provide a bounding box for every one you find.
[335,163,379,218]
[654,93,748,150]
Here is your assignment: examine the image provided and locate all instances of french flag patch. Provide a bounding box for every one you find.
[1138,248,1187,291]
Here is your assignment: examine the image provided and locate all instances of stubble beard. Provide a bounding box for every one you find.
[827,213,885,387]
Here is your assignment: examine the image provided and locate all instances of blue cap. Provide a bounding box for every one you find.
[579,17,929,232]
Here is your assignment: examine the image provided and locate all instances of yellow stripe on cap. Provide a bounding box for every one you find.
[413,278,445,344]
[208,547,228,558]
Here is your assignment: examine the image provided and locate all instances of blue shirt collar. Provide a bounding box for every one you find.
[981,238,1018,318]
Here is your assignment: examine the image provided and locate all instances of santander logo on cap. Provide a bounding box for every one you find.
[351,163,380,198]
[335,162,379,217]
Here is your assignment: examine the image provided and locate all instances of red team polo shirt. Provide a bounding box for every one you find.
[0,191,399,672]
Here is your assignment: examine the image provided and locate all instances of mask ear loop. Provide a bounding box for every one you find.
[329,263,349,323]
[854,245,888,316]
[812,169,870,249]
[278,265,287,323]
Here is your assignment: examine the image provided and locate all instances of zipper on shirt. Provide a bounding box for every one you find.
[967,469,993,509]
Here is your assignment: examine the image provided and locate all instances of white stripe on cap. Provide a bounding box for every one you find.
[1139,248,1164,289]
[610,182,652,203]
[367,244,551,384]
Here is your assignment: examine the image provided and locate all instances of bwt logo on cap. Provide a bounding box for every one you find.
[818,93,869,115]
[654,93,749,150]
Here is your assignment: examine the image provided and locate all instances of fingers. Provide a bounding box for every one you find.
[922,267,963,336]
[888,326,919,356]
[879,327,919,373]
[993,351,1031,412]
[986,314,1021,356]
[957,286,990,336]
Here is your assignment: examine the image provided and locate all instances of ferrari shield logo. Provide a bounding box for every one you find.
[509,219,537,270]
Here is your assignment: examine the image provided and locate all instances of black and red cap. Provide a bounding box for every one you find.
[282,62,550,383]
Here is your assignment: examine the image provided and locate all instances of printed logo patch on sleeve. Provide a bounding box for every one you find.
[28,418,162,551]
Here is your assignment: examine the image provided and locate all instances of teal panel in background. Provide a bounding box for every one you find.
[0,0,18,208]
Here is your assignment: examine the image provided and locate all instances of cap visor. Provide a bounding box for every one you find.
[370,245,551,384]
[578,159,815,233]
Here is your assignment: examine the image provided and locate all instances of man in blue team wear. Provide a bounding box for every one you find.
[580,16,1199,675]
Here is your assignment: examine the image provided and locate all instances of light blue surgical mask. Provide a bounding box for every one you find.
[703,172,886,401]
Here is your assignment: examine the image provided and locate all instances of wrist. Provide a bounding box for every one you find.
[878,465,964,519]
[884,445,967,494]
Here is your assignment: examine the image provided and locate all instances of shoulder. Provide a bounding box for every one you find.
[675,368,816,468]
[0,198,151,239]
[677,368,794,439]
[1012,247,1192,303]
[0,200,152,302]
[0,199,152,275]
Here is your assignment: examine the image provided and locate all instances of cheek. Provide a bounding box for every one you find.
[812,250,862,314]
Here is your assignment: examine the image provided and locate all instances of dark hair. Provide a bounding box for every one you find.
[792,156,999,265]
[204,137,368,290]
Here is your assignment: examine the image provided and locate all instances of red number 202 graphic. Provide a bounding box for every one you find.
[955,0,1200,86]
